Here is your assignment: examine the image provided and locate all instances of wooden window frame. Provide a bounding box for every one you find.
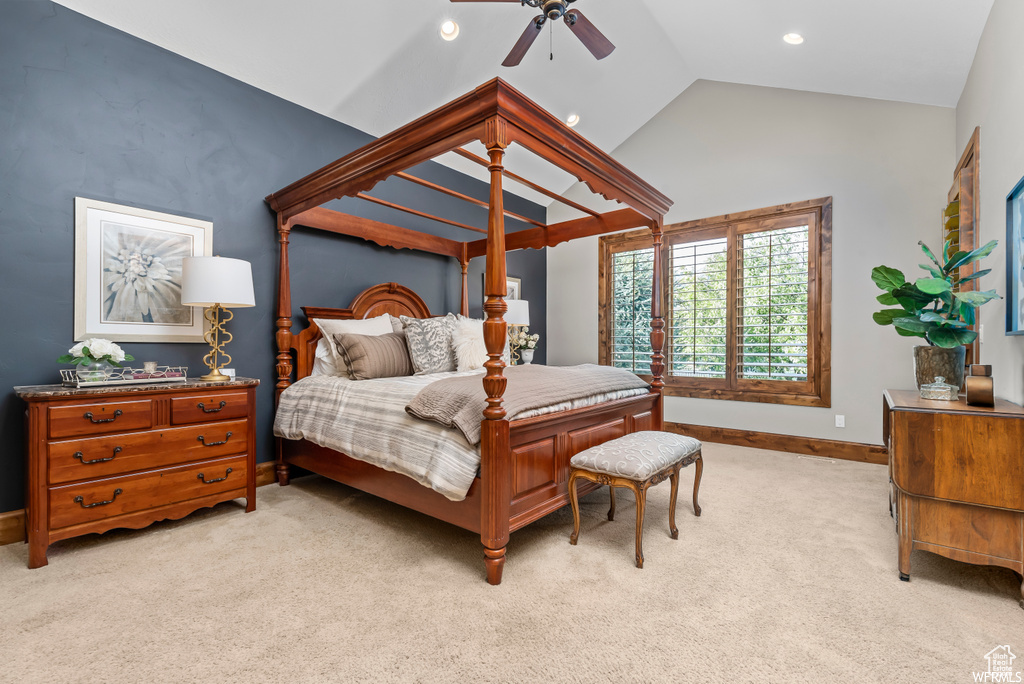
[600,197,832,408]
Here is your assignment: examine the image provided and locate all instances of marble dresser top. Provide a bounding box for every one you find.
[14,377,260,399]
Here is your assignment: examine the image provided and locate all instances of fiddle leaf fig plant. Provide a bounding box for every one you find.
[871,239,1000,348]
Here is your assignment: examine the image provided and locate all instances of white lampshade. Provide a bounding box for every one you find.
[181,256,255,308]
[506,299,530,326]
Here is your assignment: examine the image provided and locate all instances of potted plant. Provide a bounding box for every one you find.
[871,240,999,389]
[511,327,540,365]
[58,338,134,382]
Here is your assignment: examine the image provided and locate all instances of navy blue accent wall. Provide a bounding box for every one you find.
[0,2,546,513]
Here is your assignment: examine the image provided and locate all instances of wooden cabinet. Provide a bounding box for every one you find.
[15,379,259,568]
[883,389,1024,606]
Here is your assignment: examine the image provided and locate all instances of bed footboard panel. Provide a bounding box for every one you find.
[507,393,658,532]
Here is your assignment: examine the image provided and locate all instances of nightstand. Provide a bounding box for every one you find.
[14,378,259,568]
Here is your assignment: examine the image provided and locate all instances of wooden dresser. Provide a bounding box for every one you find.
[14,378,259,568]
[883,389,1024,606]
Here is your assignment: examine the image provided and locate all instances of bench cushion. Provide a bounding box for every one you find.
[570,431,701,480]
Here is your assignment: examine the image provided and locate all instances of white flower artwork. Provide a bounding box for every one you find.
[101,223,191,325]
[75,198,213,343]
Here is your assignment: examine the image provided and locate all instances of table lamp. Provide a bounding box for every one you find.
[506,299,530,365]
[181,256,255,382]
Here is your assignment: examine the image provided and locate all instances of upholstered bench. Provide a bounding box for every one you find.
[568,431,703,568]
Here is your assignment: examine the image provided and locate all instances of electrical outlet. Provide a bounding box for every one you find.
[834,414,845,428]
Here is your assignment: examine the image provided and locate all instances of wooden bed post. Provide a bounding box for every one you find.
[480,121,511,586]
[275,215,295,486]
[459,245,470,317]
[650,220,666,431]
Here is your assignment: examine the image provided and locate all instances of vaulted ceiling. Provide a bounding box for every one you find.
[55,0,993,205]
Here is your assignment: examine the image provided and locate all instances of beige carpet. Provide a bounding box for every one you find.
[1,443,1021,683]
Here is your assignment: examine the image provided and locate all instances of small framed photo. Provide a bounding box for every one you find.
[74,198,213,342]
[1007,176,1024,335]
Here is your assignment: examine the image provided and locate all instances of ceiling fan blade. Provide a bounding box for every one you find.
[502,17,544,67]
[563,9,615,60]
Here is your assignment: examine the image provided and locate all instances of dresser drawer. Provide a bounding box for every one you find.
[48,419,248,484]
[48,455,247,530]
[171,392,249,425]
[48,400,152,439]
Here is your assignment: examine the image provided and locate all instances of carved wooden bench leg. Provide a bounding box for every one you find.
[668,465,680,540]
[569,471,582,546]
[631,481,648,569]
[608,486,616,521]
[692,450,702,517]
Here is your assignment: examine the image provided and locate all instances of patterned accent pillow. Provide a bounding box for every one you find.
[333,332,413,380]
[569,431,702,480]
[400,313,458,375]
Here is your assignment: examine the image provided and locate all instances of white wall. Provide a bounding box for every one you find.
[955,0,1024,405]
[547,80,955,445]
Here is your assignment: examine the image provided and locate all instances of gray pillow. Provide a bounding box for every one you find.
[333,332,413,380]
[399,314,458,375]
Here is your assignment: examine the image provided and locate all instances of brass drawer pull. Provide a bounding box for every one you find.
[198,468,233,484]
[83,409,122,424]
[197,401,227,413]
[74,488,123,508]
[197,432,233,447]
[73,446,122,465]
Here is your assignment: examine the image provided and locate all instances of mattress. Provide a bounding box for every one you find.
[273,369,649,501]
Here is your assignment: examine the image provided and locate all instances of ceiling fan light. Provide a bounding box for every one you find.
[783,32,804,45]
[566,113,580,128]
[440,20,460,41]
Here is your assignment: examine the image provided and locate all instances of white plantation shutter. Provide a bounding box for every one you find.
[600,199,829,407]
[610,247,653,374]
[738,225,810,381]
[669,237,729,378]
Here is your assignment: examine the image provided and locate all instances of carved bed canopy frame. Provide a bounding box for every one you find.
[266,78,672,584]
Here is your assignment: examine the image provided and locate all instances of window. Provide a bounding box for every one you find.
[599,198,831,407]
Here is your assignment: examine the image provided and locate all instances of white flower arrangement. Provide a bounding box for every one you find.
[57,338,134,367]
[510,327,540,352]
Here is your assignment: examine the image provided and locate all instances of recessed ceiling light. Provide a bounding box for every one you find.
[783,32,804,45]
[440,20,459,41]
[566,113,580,128]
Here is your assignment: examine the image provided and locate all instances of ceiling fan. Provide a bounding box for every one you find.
[450,0,615,67]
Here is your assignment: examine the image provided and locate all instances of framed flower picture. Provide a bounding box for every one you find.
[1007,176,1024,335]
[74,198,213,342]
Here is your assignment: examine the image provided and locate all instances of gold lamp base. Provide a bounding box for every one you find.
[200,304,234,383]
[200,370,232,382]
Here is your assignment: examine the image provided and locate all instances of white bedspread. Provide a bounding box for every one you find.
[273,369,648,501]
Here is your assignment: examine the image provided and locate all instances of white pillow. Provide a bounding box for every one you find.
[453,315,512,368]
[451,318,488,371]
[313,315,394,375]
[311,338,338,377]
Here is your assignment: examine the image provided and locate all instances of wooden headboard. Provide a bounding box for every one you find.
[291,282,432,380]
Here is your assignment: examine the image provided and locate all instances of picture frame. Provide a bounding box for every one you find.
[506,276,522,301]
[479,275,522,300]
[74,197,213,342]
[1006,176,1024,335]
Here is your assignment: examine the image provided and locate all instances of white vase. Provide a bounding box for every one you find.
[521,349,535,365]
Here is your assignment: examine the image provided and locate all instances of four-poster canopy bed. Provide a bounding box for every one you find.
[266,78,672,585]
